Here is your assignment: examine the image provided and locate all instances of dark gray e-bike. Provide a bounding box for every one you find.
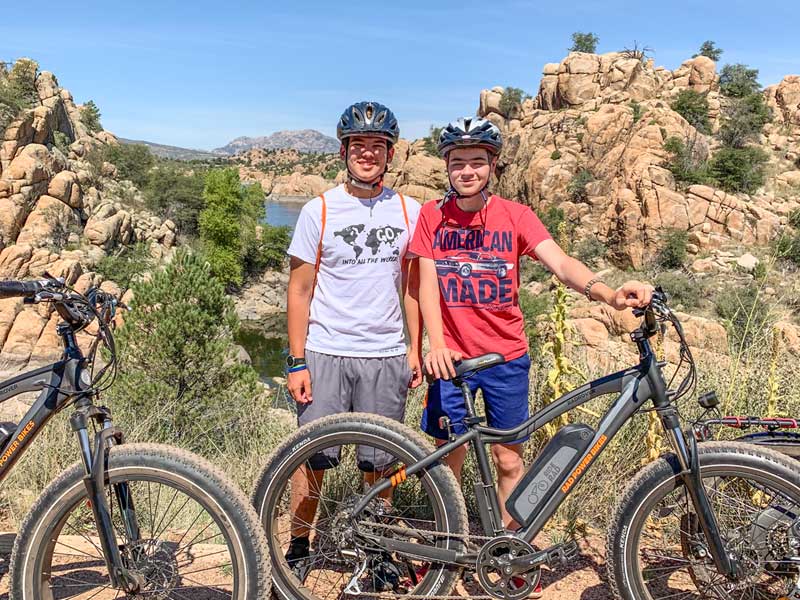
[254,290,800,600]
[0,278,270,599]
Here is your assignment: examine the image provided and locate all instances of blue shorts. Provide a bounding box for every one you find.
[421,353,531,443]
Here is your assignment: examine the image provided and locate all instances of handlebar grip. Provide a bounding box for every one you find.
[0,280,44,299]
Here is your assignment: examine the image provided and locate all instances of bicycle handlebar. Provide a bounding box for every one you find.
[0,279,52,299]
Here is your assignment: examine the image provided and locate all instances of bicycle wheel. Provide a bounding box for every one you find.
[10,443,271,599]
[607,441,800,600]
[736,432,800,460]
[252,412,468,600]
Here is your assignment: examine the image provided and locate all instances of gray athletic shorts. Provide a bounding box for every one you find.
[298,349,411,471]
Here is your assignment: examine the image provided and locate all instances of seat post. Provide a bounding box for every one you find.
[460,381,477,418]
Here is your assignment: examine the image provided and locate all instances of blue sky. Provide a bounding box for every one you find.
[3,0,799,150]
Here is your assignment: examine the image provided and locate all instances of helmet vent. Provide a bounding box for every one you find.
[365,104,374,120]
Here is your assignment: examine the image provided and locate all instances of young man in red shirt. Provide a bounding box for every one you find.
[409,117,653,529]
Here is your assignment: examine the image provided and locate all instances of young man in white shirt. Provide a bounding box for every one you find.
[283,101,422,571]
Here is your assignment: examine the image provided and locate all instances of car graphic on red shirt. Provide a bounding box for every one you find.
[435,252,515,279]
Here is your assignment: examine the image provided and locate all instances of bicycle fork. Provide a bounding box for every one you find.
[70,400,144,593]
[660,406,742,581]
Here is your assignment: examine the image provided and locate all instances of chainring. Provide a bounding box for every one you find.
[476,536,540,600]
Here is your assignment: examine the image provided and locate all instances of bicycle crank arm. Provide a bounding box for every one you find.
[374,536,471,565]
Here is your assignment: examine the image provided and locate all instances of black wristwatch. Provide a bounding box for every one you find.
[286,355,306,369]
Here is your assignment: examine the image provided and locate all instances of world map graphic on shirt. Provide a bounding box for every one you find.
[335,224,404,259]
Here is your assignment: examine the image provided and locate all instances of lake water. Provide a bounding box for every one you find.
[264,197,306,228]
[235,324,288,384]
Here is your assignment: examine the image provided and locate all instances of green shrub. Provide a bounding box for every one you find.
[567,169,595,202]
[752,261,767,281]
[0,58,38,131]
[144,164,206,235]
[52,131,70,155]
[108,250,260,454]
[629,101,643,123]
[671,90,710,133]
[656,229,689,269]
[499,87,529,118]
[541,205,566,237]
[322,161,343,179]
[789,208,800,229]
[654,271,702,309]
[663,136,711,186]
[423,125,443,155]
[574,237,606,268]
[520,256,551,283]
[776,232,800,266]
[714,284,771,349]
[250,224,292,271]
[95,243,154,290]
[104,143,154,188]
[519,287,551,353]
[199,168,279,287]
[719,64,761,98]
[694,41,723,61]
[6,58,38,107]
[718,94,771,148]
[80,100,102,132]
[708,146,768,194]
[550,150,562,160]
[569,32,599,53]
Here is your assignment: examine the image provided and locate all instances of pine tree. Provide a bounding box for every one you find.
[80,99,103,132]
[109,249,259,453]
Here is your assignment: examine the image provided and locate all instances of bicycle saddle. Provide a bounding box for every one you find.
[454,353,506,378]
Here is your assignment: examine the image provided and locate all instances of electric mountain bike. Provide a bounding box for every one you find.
[253,290,800,600]
[0,277,271,599]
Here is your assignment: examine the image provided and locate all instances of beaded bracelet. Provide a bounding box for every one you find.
[584,277,605,301]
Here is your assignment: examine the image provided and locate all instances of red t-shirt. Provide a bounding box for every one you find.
[409,195,552,361]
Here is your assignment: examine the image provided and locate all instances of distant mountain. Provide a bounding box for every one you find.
[214,129,339,155]
[118,138,221,161]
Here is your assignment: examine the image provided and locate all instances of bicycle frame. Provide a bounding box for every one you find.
[0,322,142,591]
[354,329,742,579]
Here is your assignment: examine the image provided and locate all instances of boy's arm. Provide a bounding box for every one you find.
[419,257,461,379]
[287,257,316,403]
[533,239,652,309]
[402,257,423,388]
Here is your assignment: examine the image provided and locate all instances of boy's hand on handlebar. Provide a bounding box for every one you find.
[611,280,654,311]
[424,347,462,381]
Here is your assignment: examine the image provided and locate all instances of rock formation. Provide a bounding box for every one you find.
[478,52,800,269]
[0,61,177,375]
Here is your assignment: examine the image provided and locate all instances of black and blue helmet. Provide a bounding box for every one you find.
[337,101,400,145]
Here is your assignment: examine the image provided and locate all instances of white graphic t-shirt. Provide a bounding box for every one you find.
[288,184,421,357]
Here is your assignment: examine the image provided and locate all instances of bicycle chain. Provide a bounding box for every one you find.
[349,522,517,599]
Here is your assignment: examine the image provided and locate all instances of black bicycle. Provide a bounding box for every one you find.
[0,277,270,599]
[253,290,800,600]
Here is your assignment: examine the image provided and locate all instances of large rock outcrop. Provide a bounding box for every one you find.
[478,52,796,268]
[0,60,178,374]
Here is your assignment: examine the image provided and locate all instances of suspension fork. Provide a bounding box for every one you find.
[100,414,142,543]
[70,401,143,592]
[660,407,742,580]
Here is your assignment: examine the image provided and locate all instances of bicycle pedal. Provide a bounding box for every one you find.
[540,540,579,568]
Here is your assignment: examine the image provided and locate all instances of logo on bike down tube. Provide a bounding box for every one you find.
[560,434,607,494]
[0,420,35,467]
